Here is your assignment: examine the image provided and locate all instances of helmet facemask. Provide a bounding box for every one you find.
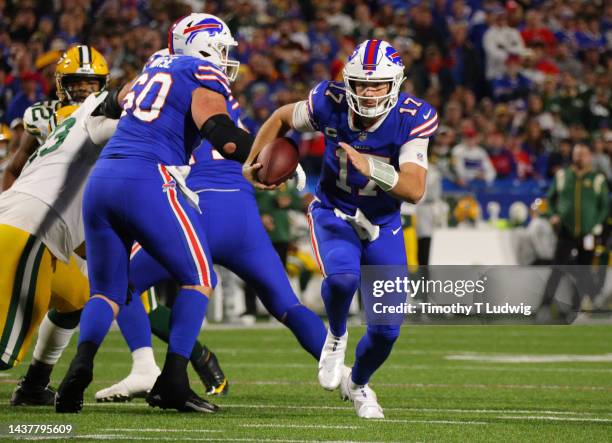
[344,71,404,118]
[60,74,107,104]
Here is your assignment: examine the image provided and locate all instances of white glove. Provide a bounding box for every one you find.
[292,163,306,191]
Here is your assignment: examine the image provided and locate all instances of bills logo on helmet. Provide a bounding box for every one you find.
[384,46,403,66]
[183,17,224,43]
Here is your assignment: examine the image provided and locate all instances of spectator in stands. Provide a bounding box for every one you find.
[452,124,497,187]
[549,73,588,127]
[483,6,526,80]
[592,135,612,182]
[508,134,534,179]
[446,20,482,94]
[491,54,531,103]
[547,139,573,178]
[4,71,43,125]
[520,9,556,52]
[431,125,456,181]
[486,131,515,179]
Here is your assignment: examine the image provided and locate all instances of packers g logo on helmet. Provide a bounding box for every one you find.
[56,45,109,104]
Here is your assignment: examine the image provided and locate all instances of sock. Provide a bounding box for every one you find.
[321,273,359,337]
[131,347,158,374]
[32,312,76,365]
[168,288,208,359]
[283,304,327,360]
[23,360,53,388]
[77,297,115,346]
[351,325,400,385]
[148,303,208,365]
[117,296,152,352]
[190,341,206,364]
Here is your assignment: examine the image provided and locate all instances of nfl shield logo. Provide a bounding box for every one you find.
[417,152,424,162]
[359,132,367,141]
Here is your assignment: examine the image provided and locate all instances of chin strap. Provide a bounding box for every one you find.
[368,157,398,192]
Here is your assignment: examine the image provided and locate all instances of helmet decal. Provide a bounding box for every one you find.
[384,46,403,66]
[183,17,224,43]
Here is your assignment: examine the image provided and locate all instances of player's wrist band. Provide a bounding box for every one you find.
[368,157,398,192]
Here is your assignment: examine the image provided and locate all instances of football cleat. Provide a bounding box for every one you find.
[54,363,93,413]
[11,377,56,406]
[192,349,229,396]
[340,367,384,419]
[95,365,161,402]
[318,329,348,390]
[146,381,219,413]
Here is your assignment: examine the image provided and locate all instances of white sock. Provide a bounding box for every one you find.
[32,315,75,365]
[131,347,158,374]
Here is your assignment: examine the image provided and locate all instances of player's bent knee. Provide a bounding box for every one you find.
[367,324,400,344]
[48,309,82,329]
[182,285,212,298]
[324,273,360,297]
[91,295,119,317]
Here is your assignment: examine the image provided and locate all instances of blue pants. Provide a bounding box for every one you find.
[84,159,216,304]
[307,200,406,384]
[130,190,303,320]
[307,201,407,276]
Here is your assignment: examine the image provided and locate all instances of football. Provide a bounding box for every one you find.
[256,137,299,186]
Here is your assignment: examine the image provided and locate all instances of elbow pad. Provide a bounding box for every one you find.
[92,88,123,119]
[200,114,253,163]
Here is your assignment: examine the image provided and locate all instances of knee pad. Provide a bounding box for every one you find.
[367,324,400,344]
[324,273,360,298]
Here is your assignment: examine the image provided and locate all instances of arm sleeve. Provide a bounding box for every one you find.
[85,115,119,146]
[292,100,317,132]
[594,174,609,226]
[398,137,429,169]
[546,174,559,216]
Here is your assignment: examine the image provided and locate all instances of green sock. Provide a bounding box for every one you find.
[148,304,207,363]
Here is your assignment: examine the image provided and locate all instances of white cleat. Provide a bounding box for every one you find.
[340,367,384,419]
[95,366,161,403]
[318,330,348,390]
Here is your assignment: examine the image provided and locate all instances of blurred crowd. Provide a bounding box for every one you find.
[0,0,610,190]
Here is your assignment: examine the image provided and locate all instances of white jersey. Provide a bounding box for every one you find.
[0,92,118,262]
[23,99,62,144]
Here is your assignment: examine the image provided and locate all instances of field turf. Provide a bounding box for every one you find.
[0,324,611,442]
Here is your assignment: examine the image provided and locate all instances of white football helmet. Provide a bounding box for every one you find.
[343,40,405,118]
[168,13,239,81]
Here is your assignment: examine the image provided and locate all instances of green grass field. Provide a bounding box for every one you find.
[0,324,611,442]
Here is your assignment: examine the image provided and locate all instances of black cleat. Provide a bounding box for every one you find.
[55,363,93,413]
[146,382,219,413]
[11,377,56,406]
[192,350,229,396]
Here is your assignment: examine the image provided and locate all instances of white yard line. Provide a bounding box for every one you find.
[83,402,612,418]
[498,415,612,423]
[446,353,612,363]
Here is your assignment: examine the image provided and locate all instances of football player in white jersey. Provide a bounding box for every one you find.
[2,45,109,406]
[2,45,108,190]
[0,92,117,406]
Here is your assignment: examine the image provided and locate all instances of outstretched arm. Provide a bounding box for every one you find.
[242,103,297,189]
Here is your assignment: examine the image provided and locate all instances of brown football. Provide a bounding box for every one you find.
[256,137,299,186]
